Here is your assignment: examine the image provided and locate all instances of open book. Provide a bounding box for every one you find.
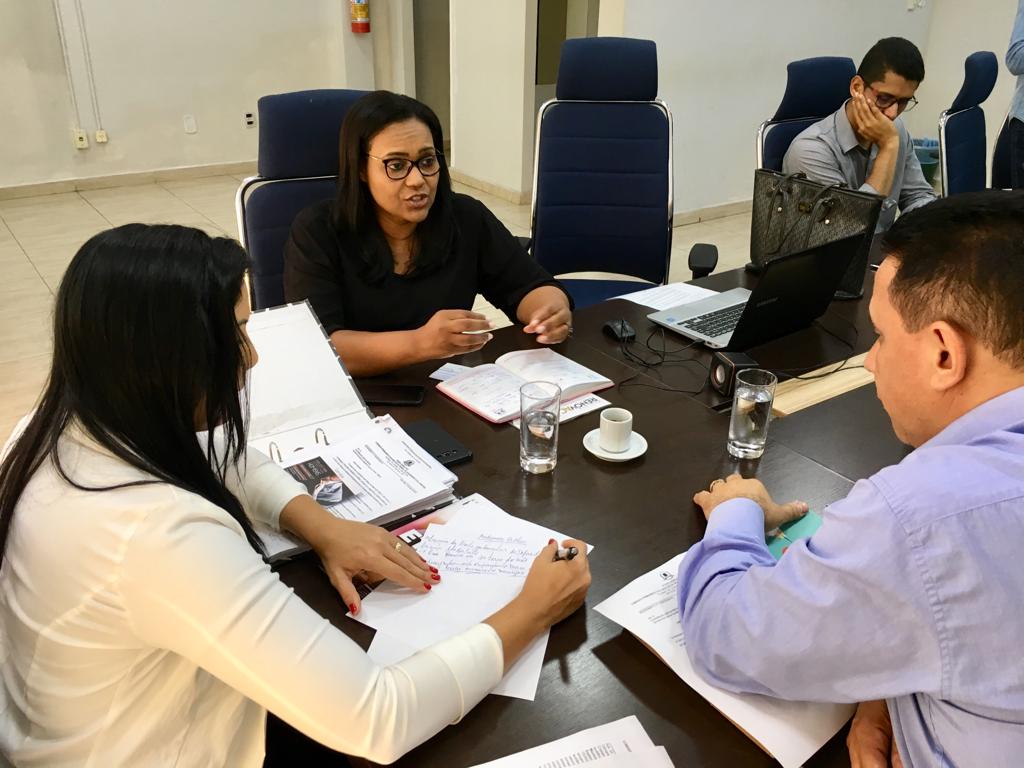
[436,349,613,423]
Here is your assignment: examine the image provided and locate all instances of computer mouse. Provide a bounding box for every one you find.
[602,319,636,343]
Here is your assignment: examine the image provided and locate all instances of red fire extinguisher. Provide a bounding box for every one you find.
[350,0,370,33]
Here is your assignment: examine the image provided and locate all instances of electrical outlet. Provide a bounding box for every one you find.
[242,112,256,129]
[73,129,89,149]
[95,129,108,144]
[183,114,198,134]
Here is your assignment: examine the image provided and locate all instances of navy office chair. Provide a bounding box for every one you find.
[235,89,368,309]
[757,57,856,171]
[991,115,1013,189]
[938,52,998,196]
[529,37,673,309]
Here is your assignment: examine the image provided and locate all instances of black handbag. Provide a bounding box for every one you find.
[747,169,883,298]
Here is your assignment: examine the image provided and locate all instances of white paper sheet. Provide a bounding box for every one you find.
[281,415,455,525]
[367,627,549,701]
[469,715,665,768]
[429,362,472,381]
[614,282,718,311]
[593,553,854,768]
[355,494,588,695]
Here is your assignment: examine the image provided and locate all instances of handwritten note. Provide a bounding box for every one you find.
[416,530,539,577]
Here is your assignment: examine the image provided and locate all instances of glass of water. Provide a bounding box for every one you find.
[727,369,777,459]
[519,381,561,474]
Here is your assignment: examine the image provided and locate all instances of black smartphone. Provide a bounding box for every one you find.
[358,383,426,407]
[403,419,473,466]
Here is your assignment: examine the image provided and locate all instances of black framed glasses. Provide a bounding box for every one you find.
[866,87,918,114]
[366,153,444,180]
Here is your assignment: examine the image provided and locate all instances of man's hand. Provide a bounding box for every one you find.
[848,92,899,150]
[692,473,808,531]
[848,700,904,768]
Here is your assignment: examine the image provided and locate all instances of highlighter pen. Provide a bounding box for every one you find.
[553,546,579,562]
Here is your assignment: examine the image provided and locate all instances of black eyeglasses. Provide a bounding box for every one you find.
[866,87,918,114]
[366,153,444,180]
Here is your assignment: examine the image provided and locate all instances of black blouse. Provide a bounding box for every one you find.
[283,194,566,334]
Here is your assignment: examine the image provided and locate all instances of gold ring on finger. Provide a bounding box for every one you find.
[394,541,403,552]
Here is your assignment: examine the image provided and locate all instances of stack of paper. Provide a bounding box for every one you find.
[594,553,854,768]
[356,494,589,701]
[260,415,457,560]
[469,715,674,767]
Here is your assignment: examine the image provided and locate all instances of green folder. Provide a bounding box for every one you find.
[766,511,823,560]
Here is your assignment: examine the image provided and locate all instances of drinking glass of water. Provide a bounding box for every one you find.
[519,381,561,473]
[727,369,777,459]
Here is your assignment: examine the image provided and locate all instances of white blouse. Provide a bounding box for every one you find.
[0,425,503,767]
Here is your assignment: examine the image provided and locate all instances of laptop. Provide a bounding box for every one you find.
[648,234,862,350]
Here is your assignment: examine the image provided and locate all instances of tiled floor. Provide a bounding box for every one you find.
[0,174,751,441]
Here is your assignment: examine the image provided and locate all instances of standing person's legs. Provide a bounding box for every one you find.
[1009,118,1024,190]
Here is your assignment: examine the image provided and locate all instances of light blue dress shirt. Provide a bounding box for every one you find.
[782,102,936,232]
[678,386,1024,767]
[1007,0,1024,123]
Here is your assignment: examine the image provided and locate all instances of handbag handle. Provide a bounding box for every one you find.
[763,172,805,255]
[769,177,843,255]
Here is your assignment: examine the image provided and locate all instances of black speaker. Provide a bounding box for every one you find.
[709,351,759,397]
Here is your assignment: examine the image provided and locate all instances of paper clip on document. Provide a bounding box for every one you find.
[267,427,331,464]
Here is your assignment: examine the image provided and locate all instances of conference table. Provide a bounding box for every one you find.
[272,264,900,767]
[572,268,877,411]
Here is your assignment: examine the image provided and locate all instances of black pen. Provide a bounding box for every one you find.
[553,546,578,562]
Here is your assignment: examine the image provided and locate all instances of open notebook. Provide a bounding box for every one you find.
[437,349,613,423]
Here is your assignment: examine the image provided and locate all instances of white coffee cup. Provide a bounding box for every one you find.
[599,408,633,453]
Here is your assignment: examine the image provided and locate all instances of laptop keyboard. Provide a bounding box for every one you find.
[676,303,745,338]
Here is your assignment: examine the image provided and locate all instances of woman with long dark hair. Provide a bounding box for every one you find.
[283,90,572,376]
[0,224,590,766]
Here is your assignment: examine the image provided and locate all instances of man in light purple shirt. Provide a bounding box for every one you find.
[678,192,1024,767]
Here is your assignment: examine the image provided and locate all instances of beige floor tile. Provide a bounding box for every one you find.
[0,192,84,214]
[80,185,200,226]
[0,354,52,442]
[0,308,52,365]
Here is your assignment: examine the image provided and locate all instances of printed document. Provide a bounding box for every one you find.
[614,282,717,311]
[469,715,673,767]
[594,553,853,768]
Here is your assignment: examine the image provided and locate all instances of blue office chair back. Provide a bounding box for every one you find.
[236,89,368,309]
[991,115,1013,189]
[939,51,998,196]
[757,57,856,171]
[531,37,672,300]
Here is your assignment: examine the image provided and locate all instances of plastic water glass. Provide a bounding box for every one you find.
[727,369,777,459]
[519,381,561,473]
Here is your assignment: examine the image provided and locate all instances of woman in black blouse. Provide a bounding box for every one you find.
[284,91,572,376]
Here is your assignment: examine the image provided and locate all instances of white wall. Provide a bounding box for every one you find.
[1,0,375,188]
[615,1,935,217]
[449,0,538,200]
[905,0,1018,183]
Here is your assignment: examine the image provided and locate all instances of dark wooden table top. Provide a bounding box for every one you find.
[769,383,911,482]
[571,267,876,411]
[276,326,859,768]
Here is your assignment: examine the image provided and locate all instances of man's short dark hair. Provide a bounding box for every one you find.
[858,37,925,85]
[881,191,1024,368]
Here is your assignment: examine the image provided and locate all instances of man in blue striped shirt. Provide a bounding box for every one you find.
[679,192,1024,767]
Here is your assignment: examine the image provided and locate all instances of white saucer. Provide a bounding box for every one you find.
[583,429,648,462]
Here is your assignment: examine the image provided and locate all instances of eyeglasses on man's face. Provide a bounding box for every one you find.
[866,86,918,114]
[366,153,444,181]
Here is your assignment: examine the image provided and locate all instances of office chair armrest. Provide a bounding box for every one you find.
[688,243,719,279]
